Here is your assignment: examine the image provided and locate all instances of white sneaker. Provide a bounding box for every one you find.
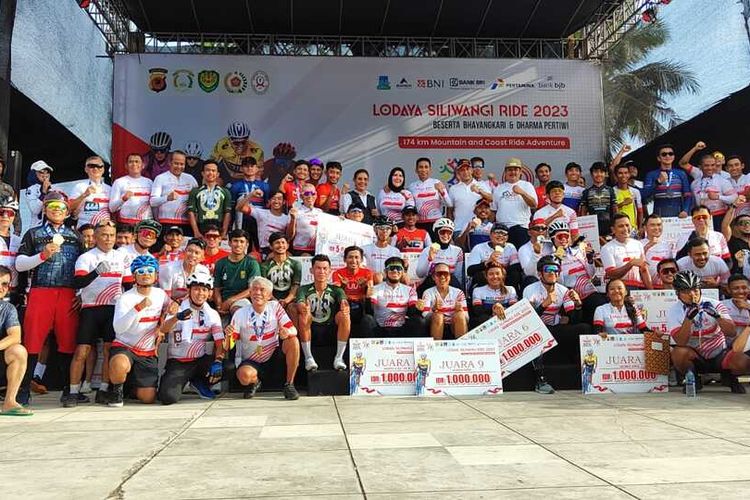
[333,358,347,370]
[80,381,92,394]
[305,357,318,371]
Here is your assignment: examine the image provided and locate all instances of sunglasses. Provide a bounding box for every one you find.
[302,191,316,196]
[530,226,547,231]
[139,229,157,238]
[542,265,560,274]
[492,230,509,236]
[0,280,10,289]
[554,232,571,238]
[434,271,451,277]
[86,163,105,169]
[660,152,675,157]
[386,265,404,272]
[737,220,750,227]
[0,209,15,218]
[187,238,207,249]
[692,214,710,221]
[46,202,68,212]
[472,164,484,169]
[205,233,221,239]
[153,148,169,154]
[660,267,678,275]
[96,220,116,228]
[133,266,156,276]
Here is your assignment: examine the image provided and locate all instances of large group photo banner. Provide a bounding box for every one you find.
[113,55,605,186]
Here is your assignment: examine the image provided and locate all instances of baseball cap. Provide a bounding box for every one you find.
[475,198,490,207]
[347,205,364,213]
[165,226,183,235]
[457,159,471,170]
[31,160,53,172]
[401,205,418,215]
[491,222,509,233]
[505,158,523,169]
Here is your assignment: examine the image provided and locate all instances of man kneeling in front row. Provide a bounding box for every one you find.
[0,265,32,416]
[225,277,300,400]
[158,269,225,404]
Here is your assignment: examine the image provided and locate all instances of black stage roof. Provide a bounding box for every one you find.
[123,0,616,39]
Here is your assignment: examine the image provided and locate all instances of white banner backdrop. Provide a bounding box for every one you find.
[113,55,604,187]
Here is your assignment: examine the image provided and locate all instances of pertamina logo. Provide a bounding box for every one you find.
[224,71,248,93]
[377,75,391,90]
[172,70,194,92]
[198,70,220,93]
[489,78,535,90]
[148,68,168,93]
[251,70,270,94]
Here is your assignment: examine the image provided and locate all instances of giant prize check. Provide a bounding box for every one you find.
[315,213,374,269]
[631,289,719,334]
[412,339,502,396]
[348,338,419,396]
[460,299,557,377]
[579,334,668,394]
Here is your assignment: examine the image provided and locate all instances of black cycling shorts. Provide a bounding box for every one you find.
[77,305,116,345]
[110,346,158,388]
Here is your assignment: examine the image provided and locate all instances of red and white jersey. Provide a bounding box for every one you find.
[370,282,417,328]
[248,207,290,248]
[557,246,598,299]
[109,175,153,224]
[676,255,730,286]
[720,299,750,336]
[394,227,431,254]
[593,303,646,335]
[157,248,186,266]
[112,286,169,356]
[600,238,647,288]
[471,285,518,308]
[69,180,111,228]
[676,230,730,261]
[466,242,519,270]
[158,261,210,300]
[230,301,296,363]
[150,171,198,225]
[377,189,415,224]
[522,281,575,326]
[0,233,21,288]
[74,247,127,307]
[691,175,736,217]
[667,298,730,359]
[292,206,322,252]
[166,299,223,360]
[415,244,464,286]
[641,239,673,286]
[421,286,467,325]
[363,243,401,274]
[534,204,579,236]
[407,178,451,223]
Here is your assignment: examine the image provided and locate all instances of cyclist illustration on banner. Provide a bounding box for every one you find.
[581,348,598,393]
[211,121,264,185]
[415,352,431,396]
[350,351,366,395]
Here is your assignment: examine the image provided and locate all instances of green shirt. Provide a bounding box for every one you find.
[188,185,232,227]
[261,256,302,300]
[296,283,346,326]
[214,255,260,301]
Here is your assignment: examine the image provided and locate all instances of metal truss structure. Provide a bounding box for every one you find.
[81,0,658,60]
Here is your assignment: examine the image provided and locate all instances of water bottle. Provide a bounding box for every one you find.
[685,369,697,398]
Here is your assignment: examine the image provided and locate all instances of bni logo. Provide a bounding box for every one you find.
[377,75,391,90]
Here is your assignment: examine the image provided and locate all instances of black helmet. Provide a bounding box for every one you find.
[536,255,561,273]
[545,180,565,195]
[373,215,393,228]
[673,270,701,291]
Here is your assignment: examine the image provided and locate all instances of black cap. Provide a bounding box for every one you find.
[401,205,418,215]
[165,225,183,235]
[491,222,509,233]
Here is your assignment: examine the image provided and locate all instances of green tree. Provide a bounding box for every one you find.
[603,20,700,153]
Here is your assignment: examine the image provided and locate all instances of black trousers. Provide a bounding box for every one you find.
[158,355,214,405]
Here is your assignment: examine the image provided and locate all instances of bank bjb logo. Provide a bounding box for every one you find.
[225,71,248,93]
[148,68,168,93]
[377,75,391,90]
[198,70,220,93]
[172,70,194,92]
[251,70,270,94]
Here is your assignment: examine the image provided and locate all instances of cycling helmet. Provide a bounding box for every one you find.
[673,270,701,291]
[545,180,565,194]
[184,141,203,158]
[130,254,159,274]
[548,219,570,237]
[227,121,250,140]
[186,269,214,289]
[149,131,172,151]
[373,215,393,228]
[536,254,562,273]
[43,191,69,206]
[432,218,455,233]
[135,219,162,236]
[0,196,20,212]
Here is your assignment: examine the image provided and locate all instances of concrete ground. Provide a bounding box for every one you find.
[3,388,750,499]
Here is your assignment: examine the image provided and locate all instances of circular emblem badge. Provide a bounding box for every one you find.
[224,71,248,94]
[251,70,270,95]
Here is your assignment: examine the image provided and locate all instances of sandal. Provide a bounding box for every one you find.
[0,406,33,417]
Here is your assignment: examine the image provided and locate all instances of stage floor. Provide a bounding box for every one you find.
[3,388,750,499]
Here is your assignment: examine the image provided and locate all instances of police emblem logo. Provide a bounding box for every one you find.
[251,70,270,95]
[224,71,248,94]
[148,68,168,93]
[173,70,194,92]
[198,70,220,93]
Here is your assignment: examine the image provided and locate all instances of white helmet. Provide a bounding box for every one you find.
[227,121,250,140]
[432,218,455,233]
[186,269,214,289]
[184,141,203,158]
[548,219,570,237]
